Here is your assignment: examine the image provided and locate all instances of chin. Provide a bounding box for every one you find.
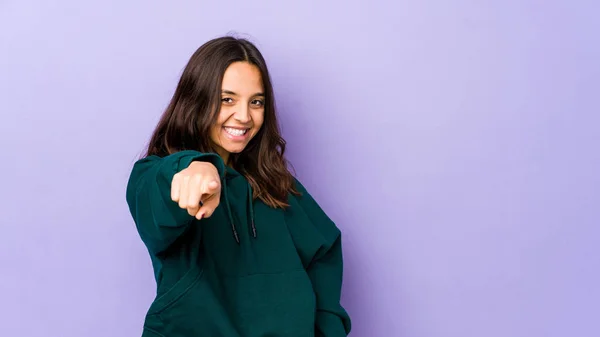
[224,145,248,154]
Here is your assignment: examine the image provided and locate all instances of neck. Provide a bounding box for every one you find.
[218,150,231,167]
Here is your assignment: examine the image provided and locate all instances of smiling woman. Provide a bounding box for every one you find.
[142,36,290,209]
[210,62,265,163]
[126,36,351,337]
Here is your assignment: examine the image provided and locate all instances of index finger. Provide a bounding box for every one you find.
[206,180,219,191]
[199,179,219,199]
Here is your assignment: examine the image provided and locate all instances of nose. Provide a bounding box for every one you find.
[234,104,252,123]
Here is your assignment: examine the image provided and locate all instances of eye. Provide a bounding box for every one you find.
[221,97,234,104]
[251,99,264,107]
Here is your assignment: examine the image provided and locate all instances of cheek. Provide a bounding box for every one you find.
[210,114,225,139]
[209,125,220,144]
[253,110,265,129]
[210,110,229,138]
[216,108,230,125]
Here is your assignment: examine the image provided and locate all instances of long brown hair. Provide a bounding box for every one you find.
[144,36,297,208]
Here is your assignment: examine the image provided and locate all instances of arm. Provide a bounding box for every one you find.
[294,179,352,336]
[309,233,352,337]
[125,150,225,254]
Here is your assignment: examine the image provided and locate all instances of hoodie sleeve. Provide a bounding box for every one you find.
[125,150,225,254]
[293,179,352,337]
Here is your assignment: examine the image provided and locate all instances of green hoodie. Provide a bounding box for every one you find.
[126,150,351,337]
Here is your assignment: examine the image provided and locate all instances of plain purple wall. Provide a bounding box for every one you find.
[1,1,599,336]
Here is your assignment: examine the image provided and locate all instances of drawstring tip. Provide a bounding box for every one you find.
[251,220,257,238]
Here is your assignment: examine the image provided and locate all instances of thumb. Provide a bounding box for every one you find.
[195,200,217,220]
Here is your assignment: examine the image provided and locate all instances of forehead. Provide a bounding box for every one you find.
[221,62,263,94]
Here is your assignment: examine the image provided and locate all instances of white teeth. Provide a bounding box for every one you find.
[225,127,247,136]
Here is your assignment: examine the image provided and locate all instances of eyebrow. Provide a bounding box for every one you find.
[221,90,265,97]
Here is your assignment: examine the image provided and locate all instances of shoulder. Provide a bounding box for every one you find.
[288,177,340,235]
[131,155,160,171]
[130,150,225,177]
[289,177,316,207]
[291,177,308,196]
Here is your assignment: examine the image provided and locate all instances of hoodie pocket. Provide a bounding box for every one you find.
[146,268,317,337]
[152,268,243,336]
[147,267,204,315]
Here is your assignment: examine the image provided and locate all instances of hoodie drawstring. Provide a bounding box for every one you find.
[221,175,257,244]
[222,177,240,244]
[248,182,257,238]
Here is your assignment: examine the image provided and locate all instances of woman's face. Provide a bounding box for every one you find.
[210,61,265,163]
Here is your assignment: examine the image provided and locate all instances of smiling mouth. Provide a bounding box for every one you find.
[224,127,249,136]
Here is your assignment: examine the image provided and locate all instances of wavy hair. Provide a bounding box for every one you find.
[144,36,297,208]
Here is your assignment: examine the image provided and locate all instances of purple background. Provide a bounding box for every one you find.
[1,1,599,336]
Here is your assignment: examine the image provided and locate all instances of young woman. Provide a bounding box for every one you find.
[126,36,351,337]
